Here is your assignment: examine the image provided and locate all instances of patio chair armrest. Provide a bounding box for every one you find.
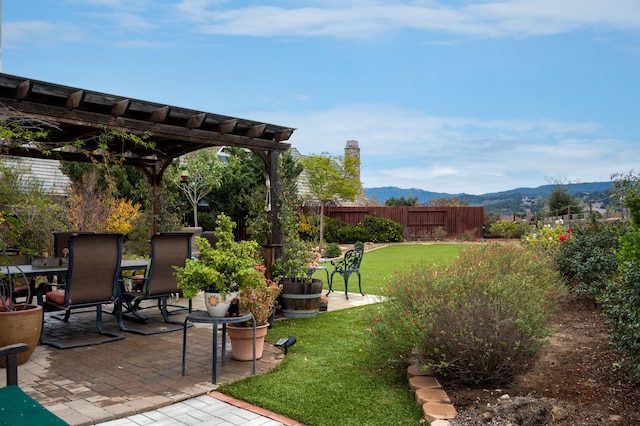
[0,343,29,358]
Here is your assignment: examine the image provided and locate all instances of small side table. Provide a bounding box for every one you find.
[307,266,329,285]
[182,311,256,384]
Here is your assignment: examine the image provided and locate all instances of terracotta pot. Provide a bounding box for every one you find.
[204,291,237,317]
[0,304,43,366]
[227,323,269,361]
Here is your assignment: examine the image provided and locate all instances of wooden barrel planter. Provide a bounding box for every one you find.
[279,278,323,318]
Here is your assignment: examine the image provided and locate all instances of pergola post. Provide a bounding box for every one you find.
[254,149,283,280]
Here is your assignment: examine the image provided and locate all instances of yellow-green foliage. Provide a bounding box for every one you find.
[106,198,142,234]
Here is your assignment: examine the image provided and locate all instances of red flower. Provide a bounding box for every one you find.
[559,235,567,241]
[566,228,572,233]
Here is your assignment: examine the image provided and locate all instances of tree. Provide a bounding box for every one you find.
[428,197,468,207]
[300,152,361,246]
[168,149,224,228]
[547,187,583,218]
[611,170,640,224]
[385,196,419,206]
[61,161,149,207]
[207,148,264,226]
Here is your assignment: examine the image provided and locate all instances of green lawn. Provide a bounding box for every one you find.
[325,243,467,296]
[220,243,467,426]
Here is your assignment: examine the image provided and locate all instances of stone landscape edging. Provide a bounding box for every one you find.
[408,363,457,425]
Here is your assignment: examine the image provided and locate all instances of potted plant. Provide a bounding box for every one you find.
[0,235,43,367]
[319,294,329,311]
[174,213,265,317]
[227,277,283,360]
[272,237,324,318]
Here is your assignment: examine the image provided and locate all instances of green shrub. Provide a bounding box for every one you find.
[366,243,566,387]
[598,224,640,379]
[599,256,640,378]
[197,211,217,231]
[323,217,351,243]
[489,219,532,239]
[324,215,403,243]
[323,243,342,258]
[556,219,628,298]
[358,216,403,243]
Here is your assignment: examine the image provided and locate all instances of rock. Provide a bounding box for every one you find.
[409,375,442,391]
[422,402,457,422]
[416,388,451,404]
[551,405,568,422]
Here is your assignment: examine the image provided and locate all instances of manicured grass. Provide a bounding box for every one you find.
[327,243,467,296]
[221,305,423,426]
[220,243,467,426]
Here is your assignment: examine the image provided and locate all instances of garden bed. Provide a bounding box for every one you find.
[445,294,640,425]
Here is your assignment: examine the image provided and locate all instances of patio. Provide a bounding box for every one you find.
[1,290,380,425]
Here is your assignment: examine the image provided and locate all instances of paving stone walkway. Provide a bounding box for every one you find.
[2,290,382,425]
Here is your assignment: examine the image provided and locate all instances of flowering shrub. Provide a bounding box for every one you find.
[521,220,573,259]
[366,243,566,386]
[238,281,283,326]
[308,246,322,268]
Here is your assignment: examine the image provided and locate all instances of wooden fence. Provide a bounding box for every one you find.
[307,206,485,241]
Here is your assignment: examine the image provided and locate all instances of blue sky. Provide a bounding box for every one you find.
[2,1,639,195]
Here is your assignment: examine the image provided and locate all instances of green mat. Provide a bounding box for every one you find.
[0,385,68,425]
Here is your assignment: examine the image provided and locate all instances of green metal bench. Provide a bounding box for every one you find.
[0,343,68,425]
[329,248,364,299]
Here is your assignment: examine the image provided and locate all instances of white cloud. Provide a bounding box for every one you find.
[248,103,636,194]
[174,0,640,39]
[2,22,84,48]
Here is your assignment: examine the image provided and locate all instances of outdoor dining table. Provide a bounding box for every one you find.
[0,259,149,278]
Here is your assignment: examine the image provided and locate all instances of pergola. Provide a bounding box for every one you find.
[0,73,295,268]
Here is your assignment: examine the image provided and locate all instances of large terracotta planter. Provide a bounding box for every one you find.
[0,304,43,366]
[279,278,323,318]
[227,323,269,361]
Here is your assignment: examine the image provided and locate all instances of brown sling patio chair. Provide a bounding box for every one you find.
[52,231,95,259]
[37,233,125,349]
[49,230,95,291]
[117,232,193,335]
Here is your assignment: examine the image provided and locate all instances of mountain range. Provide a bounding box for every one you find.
[365,182,614,215]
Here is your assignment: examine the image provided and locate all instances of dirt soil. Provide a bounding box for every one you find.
[444,294,640,425]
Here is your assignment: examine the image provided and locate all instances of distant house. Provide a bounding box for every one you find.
[0,156,70,195]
